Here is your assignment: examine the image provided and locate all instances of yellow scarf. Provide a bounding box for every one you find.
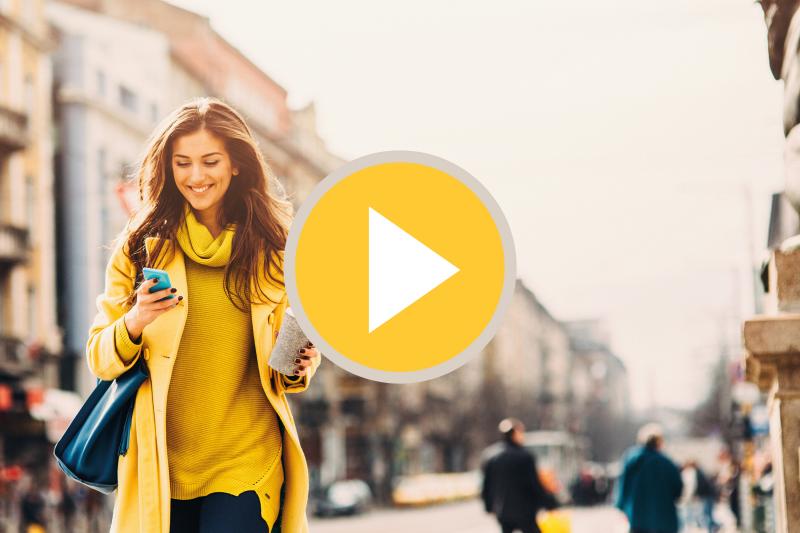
[176,202,236,267]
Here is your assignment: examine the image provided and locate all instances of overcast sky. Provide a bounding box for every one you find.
[171,0,785,410]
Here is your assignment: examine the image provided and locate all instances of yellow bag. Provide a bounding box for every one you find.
[538,510,571,533]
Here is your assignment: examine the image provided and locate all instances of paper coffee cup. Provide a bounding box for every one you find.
[268,308,312,376]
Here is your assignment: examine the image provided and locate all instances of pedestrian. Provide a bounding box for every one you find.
[679,460,718,533]
[19,481,45,533]
[678,460,700,529]
[614,423,683,533]
[481,418,559,533]
[84,97,322,532]
[83,489,104,533]
[717,455,741,529]
[569,467,599,506]
[693,462,719,533]
[59,477,77,532]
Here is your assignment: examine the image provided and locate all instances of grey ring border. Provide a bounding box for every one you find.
[284,150,517,384]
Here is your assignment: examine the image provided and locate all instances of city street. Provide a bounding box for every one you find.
[0,2,781,532]
[309,499,630,533]
[310,499,743,533]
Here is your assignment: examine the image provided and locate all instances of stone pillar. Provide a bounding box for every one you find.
[744,241,800,532]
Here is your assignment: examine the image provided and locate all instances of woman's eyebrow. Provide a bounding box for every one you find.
[173,152,223,158]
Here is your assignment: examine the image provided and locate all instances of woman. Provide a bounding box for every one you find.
[85,97,321,533]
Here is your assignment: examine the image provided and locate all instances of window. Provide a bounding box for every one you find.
[119,85,137,113]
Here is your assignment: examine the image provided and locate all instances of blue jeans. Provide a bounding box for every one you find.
[169,490,280,533]
[679,499,719,532]
[702,497,719,532]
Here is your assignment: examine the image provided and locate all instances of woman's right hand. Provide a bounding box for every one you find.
[124,277,183,340]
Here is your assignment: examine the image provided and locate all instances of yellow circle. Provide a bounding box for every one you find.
[295,161,505,373]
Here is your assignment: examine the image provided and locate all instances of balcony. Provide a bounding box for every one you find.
[0,224,29,265]
[0,335,34,376]
[0,104,27,152]
[340,396,366,418]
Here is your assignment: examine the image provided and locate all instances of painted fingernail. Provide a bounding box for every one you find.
[299,348,306,354]
[294,358,301,364]
[294,370,300,375]
[178,296,184,301]
[170,288,177,293]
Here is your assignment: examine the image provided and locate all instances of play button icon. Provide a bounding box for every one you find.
[285,151,516,383]
[369,207,459,333]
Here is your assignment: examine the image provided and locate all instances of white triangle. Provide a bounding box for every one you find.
[369,207,459,333]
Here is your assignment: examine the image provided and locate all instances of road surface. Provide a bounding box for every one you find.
[309,500,628,533]
[309,498,741,533]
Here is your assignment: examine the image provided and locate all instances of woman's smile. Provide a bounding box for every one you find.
[188,184,214,194]
[171,128,238,234]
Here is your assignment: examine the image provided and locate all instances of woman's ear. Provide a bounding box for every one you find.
[232,166,239,176]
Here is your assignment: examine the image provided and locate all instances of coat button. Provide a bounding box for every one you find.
[268,313,274,325]
[144,348,151,361]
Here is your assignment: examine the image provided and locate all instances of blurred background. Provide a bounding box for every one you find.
[0,0,783,531]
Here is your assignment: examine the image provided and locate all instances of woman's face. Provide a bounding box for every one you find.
[171,128,238,217]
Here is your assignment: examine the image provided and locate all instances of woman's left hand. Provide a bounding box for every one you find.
[293,341,319,377]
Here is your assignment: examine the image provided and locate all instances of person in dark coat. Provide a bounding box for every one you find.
[481,418,559,533]
[20,483,46,533]
[615,423,683,533]
[692,461,719,533]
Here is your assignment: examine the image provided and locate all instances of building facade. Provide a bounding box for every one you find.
[0,0,62,484]
[328,279,585,502]
[565,319,631,461]
[486,281,575,433]
[48,0,173,396]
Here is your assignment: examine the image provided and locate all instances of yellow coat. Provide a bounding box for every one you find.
[86,235,320,533]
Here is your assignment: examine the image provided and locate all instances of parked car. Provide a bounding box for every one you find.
[569,462,613,506]
[313,479,372,517]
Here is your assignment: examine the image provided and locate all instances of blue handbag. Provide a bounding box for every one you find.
[53,356,149,494]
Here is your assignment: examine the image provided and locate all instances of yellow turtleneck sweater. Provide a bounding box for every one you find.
[114,204,288,522]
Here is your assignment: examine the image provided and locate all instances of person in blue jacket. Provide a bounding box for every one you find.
[615,423,683,533]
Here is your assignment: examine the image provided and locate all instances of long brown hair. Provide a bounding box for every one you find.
[116,97,292,311]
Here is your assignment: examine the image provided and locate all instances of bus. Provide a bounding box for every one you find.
[522,431,588,502]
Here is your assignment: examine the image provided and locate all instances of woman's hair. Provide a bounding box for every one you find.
[116,97,293,311]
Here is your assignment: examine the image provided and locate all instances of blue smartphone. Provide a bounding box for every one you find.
[142,267,174,302]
